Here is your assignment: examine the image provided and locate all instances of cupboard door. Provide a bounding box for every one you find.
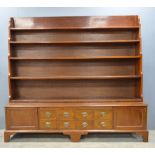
[6,108,38,130]
[114,107,147,130]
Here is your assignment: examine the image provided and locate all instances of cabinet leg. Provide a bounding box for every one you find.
[4,131,15,142]
[136,131,148,142]
[4,132,11,142]
[63,131,88,142]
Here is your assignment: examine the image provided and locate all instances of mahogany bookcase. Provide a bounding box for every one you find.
[4,16,148,142]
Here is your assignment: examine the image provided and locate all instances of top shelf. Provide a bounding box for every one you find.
[10,26,140,31]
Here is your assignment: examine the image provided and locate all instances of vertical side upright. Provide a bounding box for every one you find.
[8,18,14,102]
[138,16,143,101]
[135,16,143,101]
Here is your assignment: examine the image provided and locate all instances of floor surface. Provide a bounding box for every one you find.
[0,130,155,148]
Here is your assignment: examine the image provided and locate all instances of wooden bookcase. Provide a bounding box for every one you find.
[4,16,148,142]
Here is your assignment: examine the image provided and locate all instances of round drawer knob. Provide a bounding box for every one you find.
[45,122,51,128]
[81,112,88,117]
[64,112,69,117]
[45,112,52,118]
[64,122,70,128]
[100,112,107,116]
[82,122,88,128]
[100,122,106,127]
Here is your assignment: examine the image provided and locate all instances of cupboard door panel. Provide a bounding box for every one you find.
[6,108,38,130]
[114,107,147,130]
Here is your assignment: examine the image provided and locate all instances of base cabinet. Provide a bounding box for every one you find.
[4,105,148,142]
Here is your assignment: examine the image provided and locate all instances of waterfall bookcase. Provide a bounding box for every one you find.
[4,16,148,142]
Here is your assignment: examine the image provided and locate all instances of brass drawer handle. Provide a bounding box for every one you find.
[45,122,51,128]
[100,122,106,127]
[81,112,88,117]
[64,112,70,117]
[64,122,70,128]
[45,112,52,118]
[82,122,88,128]
[100,112,107,116]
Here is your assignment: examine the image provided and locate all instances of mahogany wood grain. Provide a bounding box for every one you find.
[11,44,138,57]
[12,16,139,28]
[6,108,38,130]
[10,59,138,77]
[5,16,148,142]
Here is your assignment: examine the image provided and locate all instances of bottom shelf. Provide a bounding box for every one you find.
[9,98,143,104]
[11,79,141,101]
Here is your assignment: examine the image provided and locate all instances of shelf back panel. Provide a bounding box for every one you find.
[11,59,137,77]
[13,16,139,28]
[11,79,139,100]
[12,29,138,42]
[11,44,138,57]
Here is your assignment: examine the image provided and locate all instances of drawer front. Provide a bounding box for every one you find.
[94,120,113,129]
[39,108,57,120]
[58,120,75,129]
[76,121,93,130]
[94,109,113,121]
[75,109,93,120]
[59,110,74,120]
[40,120,57,129]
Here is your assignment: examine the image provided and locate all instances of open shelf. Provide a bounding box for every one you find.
[10,40,140,44]
[10,78,140,100]
[8,16,143,103]
[10,26,140,31]
[10,98,142,103]
[9,56,141,60]
[10,75,141,80]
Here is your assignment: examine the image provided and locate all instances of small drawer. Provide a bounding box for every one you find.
[39,120,57,129]
[94,109,113,121]
[39,108,57,120]
[58,120,75,129]
[59,110,74,120]
[75,109,93,120]
[94,120,112,129]
[76,121,93,130]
